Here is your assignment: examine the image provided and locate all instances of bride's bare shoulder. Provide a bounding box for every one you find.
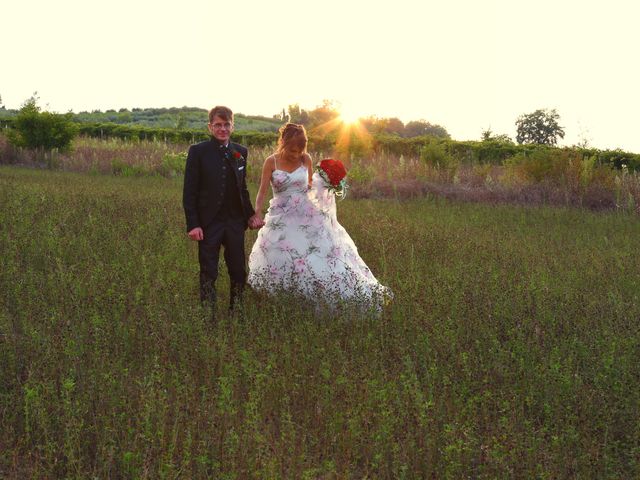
[264,154,277,167]
[302,153,313,165]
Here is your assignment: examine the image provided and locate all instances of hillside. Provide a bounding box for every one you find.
[0,106,283,132]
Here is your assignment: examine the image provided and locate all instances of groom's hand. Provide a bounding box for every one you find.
[188,227,204,241]
[248,214,265,230]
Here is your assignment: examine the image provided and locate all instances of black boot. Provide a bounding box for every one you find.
[229,282,245,315]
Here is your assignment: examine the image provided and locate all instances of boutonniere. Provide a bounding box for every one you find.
[230,150,244,163]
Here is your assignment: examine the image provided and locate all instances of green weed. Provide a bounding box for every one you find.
[1,167,639,478]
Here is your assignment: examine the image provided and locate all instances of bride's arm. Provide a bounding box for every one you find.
[304,153,313,187]
[251,155,275,224]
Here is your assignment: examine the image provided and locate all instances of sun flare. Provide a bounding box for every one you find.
[308,101,372,157]
[338,105,362,125]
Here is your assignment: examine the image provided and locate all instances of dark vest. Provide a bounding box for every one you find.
[214,146,244,221]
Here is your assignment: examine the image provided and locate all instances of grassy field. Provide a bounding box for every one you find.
[1,166,639,478]
[3,134,639,214]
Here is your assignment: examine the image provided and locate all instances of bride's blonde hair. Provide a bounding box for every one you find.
[277,123,308,157]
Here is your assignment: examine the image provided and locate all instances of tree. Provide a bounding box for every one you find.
[287,104,310,125]
[361,116,405,136]
[174,112,186,130]
[307,99,339,127]
[515,109,565,146]
[481,127,493,141]
[360,116,386,134]
[481,127,513,144]
[7,93,78,151]
[384,117,405,136]
[404,120,450,139]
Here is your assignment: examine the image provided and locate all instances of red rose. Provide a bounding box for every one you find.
[232,151,242,160]
[319,159,347,186]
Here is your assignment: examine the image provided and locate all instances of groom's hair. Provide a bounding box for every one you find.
[208,106,233,123]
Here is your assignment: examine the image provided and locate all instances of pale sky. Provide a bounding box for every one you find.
[3,0,639,152]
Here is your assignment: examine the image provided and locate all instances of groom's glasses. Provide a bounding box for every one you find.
[211,122,232,130]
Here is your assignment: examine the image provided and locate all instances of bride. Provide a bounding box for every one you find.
[247,123,392,311]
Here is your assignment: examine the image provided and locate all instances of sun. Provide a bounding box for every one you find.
[309,101,372,155]
[338,104,362,125]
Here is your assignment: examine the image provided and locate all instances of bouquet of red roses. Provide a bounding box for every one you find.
[316,158,348,198]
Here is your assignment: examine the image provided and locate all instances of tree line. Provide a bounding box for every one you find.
[0,93,567,146]
[2,94,638,171]
[283,100,450,139]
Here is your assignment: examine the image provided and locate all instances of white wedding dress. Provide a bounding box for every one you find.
[247,163,392,311]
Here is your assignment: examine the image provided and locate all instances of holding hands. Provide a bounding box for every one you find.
[188,215,263,242]
[248,213,265,230]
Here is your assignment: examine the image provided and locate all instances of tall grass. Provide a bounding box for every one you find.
[1,167,639,478]
[2,134,639,214]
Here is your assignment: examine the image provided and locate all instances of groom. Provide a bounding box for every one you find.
[183,105,260,317]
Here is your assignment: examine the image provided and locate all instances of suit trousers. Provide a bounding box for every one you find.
[198,218,246,304]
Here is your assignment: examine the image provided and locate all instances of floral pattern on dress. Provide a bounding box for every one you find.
[248,166,392,311]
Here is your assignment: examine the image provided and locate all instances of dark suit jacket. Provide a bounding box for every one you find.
[182,139,255,232]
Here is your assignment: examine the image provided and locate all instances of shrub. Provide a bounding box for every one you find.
[595,149,640,171]
[333,130,375,160]
[470,163,494,187]
[420,142,455,169]
[111,158,148,177]
[346,159,376,185]
[420,142,458,182]
[506,148,615,190]
[505,149,555,183]
[373,134,422,157]
[158,152,187,177]
[7,97,78,151]
[75,122,278,148]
